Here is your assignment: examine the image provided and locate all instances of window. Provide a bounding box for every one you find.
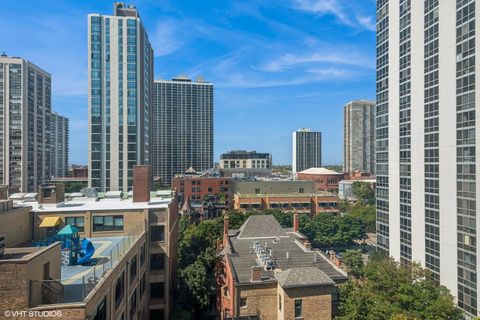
[223,286,229,297]
[93,297,107,320]
[151,226,165,242]
[140,244,145,266]
[255,188,260,194]
[140,274,146,298]
[130,290,137,318]
[65,216,85,232]
[208,187,213,192]
[299,188,304,194]
[295,299,302,318]
[150,282,165,301]
[150,309,164,320]
[279,294,282,311]
[115,273,124,307]
[93,215,123,232]
[150,253,165,270]
[130,256,137,283]
[240,297,247,308]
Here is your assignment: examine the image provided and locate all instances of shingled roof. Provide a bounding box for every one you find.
[227,215,347,286]
[237,215,287,239]
[276,267,335,289]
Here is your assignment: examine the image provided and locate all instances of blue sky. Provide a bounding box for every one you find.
[0,0,376,165]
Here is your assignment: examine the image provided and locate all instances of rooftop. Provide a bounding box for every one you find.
[12,195,173,213]
[298,167,343,175]
[226,215,347,286]
[276,267,335,288]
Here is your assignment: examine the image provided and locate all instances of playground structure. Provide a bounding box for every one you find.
[33,224,95,266]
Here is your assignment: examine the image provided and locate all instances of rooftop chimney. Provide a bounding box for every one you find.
[293,213,299,233]
[38,183,65,205]
[133,165,152,203]
[251,265,262,282]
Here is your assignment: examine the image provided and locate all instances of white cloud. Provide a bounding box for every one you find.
[357,15,376,31]
[292,0,375,31]
[151,19,186,57]
[259,51,375,72]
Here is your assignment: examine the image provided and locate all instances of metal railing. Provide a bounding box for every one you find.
[30,224,144,307]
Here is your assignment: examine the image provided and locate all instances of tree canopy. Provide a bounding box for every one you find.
[337,253,463,320]
[352,181,375,205]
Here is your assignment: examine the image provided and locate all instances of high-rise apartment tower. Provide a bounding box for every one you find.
[88,2,154,192]
[292,128,322,176]
[376,0,480,316]
[0,54,51,192]
[152,76,213,186]
[50,112,69,177]
[343,100,375,174]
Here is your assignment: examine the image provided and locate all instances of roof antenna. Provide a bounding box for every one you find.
[1,52,6,57]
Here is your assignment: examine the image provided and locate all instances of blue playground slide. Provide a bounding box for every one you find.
[77,239,95,265]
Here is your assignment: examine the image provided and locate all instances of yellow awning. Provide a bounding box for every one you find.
[39,216,61,228]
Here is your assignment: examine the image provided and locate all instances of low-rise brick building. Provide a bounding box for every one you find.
[216,214,347,319]
[231,180,339,215]
[296,168,344,193]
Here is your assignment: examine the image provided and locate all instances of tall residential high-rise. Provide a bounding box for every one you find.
[343,100,375,174]
[88,2,154,192]
[152,76,213,186]
[376,1,479,316]
[292,128,321,175]
[50,112,69,177]
[0,54,51,192]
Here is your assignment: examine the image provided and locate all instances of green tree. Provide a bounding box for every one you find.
[337,255,463,320]
[352,181,375,204]
[348,204,376,233]
[342,249,364,278]
[64,181,87,193]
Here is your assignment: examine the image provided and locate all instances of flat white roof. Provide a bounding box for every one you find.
[298,168,342,175]
[14,196,173,213]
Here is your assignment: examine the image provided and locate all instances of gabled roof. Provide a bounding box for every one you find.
[237,215,287,239]
[276,267,335,288]
[299,167,342,175]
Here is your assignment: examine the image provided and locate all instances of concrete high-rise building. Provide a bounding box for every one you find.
[343,100,375,174]
[292,128,321,176]
[88,2,154,192]
[0,54,51,192]
[152,76,213,186]
[376,1,479,316]
[50,112,69,178]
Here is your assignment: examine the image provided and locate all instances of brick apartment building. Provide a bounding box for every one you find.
[0,166,178,320]
[216,214,347,319]
[296,168,345,193]
[231,180,339,215]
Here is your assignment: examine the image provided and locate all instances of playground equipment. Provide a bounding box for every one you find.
[33,224,95,266]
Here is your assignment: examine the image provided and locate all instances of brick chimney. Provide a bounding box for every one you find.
[0,185,8,200]
[133,165,152,203]
[251,265,262,282]
[223,214,229,247]
[293,213,299,233]
[38,183,65,205]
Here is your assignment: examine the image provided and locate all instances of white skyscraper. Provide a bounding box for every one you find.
[88,2,154,192]
[376,0,479,316]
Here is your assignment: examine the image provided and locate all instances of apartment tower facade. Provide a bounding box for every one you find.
[0,54,51,192]
[88,2,154,192]
[50,111,69,177]
[152,76,213,187]
[376,0,479,316]
[343,100,375,174]
[292,128,322,176]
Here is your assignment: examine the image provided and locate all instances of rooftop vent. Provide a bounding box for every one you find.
[80,188,98,199]
[105,191,123,199]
